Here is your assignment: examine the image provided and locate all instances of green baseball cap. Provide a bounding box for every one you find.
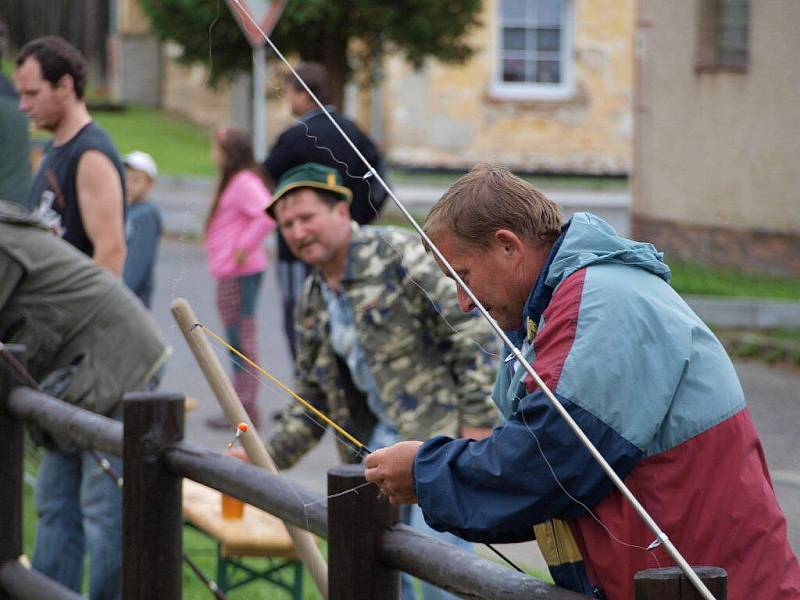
[267,162,352,217]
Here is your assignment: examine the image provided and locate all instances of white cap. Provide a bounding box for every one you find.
[123,151,158,179]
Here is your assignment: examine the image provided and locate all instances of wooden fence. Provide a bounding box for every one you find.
[0,345,726,599]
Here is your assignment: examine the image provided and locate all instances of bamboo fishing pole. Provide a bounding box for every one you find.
[171,298,329,598]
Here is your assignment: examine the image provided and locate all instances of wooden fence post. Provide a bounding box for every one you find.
[0,345,25,600]
[328,464,399,600]
[635,566,727,599]
[122,391,185,600]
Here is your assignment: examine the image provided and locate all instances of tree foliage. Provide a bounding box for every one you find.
[136,0,482,104]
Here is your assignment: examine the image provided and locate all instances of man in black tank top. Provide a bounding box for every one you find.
[13,36,128,600]
[16,36,126,276]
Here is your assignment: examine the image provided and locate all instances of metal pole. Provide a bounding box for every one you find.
[252,44,267,162]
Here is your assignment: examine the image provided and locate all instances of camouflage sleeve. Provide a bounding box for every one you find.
[264,297,329,470]
[403,244,499,429]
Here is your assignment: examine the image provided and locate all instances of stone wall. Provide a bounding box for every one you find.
[154,0,633,174]
[632,214,800,279]
[382,0,634,174]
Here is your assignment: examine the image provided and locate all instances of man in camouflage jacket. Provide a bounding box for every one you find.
[264,163,498,470]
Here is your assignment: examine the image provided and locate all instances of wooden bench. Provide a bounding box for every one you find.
[182,479,304,598]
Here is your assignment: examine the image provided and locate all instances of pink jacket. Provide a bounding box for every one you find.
[205,170,275,279]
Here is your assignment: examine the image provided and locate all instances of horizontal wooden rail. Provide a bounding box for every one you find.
[0,560,83,600]
[8,388,122,455]
[6,386,587,599]
[379,525,586,599]
[164,441,328,538]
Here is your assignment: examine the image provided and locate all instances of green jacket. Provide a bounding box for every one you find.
[0,200,170,416]
[0,90,31,206]
[267,224,498,469]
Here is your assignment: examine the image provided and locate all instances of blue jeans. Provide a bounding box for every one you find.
[369,423,471,600]
[32,435,123,599]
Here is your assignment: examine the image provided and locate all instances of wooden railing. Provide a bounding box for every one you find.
[0,344,726,599]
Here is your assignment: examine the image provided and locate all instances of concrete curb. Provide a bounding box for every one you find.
[685,296,800,330]
[153,177,800,330]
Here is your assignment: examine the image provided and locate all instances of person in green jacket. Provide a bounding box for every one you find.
[0,200,170,600]
[0,20,31,205]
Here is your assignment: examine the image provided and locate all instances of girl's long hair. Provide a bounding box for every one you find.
[205,127,265,231]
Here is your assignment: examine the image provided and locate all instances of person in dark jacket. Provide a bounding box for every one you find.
[263,63,388,359]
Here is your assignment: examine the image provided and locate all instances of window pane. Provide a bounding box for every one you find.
[536,60,561,83]
[503,28,527,51]
[525,60,537,82]
[536,0,563,25]
[501,0,526,21]
[503,58,527,82]
[716,0,748,65]
[720,0,748,25]
[537,28,560,51]
[718,49,747,65]
[719,28,746,52]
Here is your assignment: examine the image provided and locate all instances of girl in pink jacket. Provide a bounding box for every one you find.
[205,127,275,428]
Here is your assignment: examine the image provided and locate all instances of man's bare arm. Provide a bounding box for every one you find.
[76,150,126,276]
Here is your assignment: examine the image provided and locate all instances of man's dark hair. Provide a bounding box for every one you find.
[16,36,87,99]
[286,63,331,106]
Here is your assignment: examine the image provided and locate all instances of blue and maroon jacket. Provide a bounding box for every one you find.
[414,213,800,599]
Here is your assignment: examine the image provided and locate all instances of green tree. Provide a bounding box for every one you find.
[137,0,482,107]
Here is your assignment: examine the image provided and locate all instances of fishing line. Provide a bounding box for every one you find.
[210,342,367,459]
[516,391,661,568]
[207,4,709,593]
[292,118,497,358]
[199,321,524,572]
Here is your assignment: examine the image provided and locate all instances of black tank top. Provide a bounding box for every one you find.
[27,121,126,256]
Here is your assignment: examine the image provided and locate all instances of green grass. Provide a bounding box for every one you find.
[182,528,326,599]
[28,106,215,178]
[93,107,215,178]
[23,451,324,598]
[669,260,800,301]
[23,447,552,598]
[29,103,628,189]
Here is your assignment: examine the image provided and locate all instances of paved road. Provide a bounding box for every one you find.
[153,176,631,239]
[151,237,799,573]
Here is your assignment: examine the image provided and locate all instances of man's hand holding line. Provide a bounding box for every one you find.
[364,440,423,505]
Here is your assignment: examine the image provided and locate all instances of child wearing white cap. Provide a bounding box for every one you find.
[122,151,162,308]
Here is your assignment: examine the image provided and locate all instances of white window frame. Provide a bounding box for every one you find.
[491,0,575,101]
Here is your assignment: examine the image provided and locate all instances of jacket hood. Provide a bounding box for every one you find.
[546,212,671,288]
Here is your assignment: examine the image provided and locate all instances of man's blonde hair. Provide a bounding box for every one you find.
[424,164,563,249]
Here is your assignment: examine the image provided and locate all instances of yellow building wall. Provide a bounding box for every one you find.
[383,0,634,174]
[155,0,633,174]
[117,0,151,34]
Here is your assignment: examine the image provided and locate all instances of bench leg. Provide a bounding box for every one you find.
[292,561,303,600]
[216,543,229,593]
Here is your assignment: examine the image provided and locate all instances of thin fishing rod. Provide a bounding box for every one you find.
[229,4,714,597]
[194,323,373,456]
[197,321,524,572]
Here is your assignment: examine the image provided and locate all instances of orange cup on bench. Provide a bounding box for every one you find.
[221,447,248,519]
